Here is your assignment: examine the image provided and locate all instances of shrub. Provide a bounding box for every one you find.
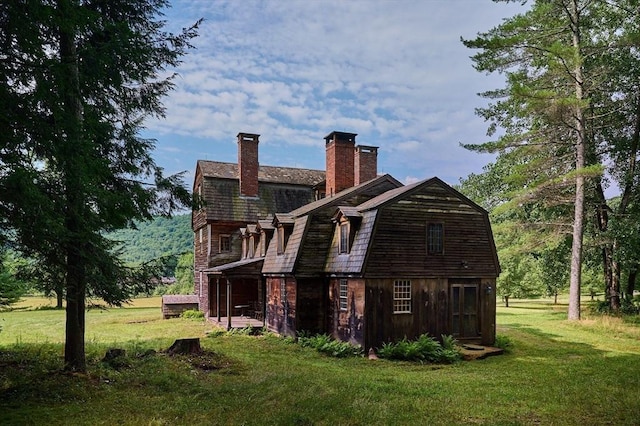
[297,333,363,358]
[494,334,513,352]
[376,334,461,363]
[180,309,204,320]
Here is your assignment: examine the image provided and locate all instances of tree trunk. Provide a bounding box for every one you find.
[58,0,87,373]
[504,295,509,308]
[627,266,638,298]
[568,0,585,321]
[167,338,202,355]
[56,290,64,309]
[609,255,622,310]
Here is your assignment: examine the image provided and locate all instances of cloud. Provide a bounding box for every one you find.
[150,0,528,185]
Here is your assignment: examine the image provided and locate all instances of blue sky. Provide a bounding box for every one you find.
[145,0,528,188]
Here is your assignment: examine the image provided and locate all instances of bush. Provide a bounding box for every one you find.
[376,334,461,363]
[180,309,204,319]
[297,333,363,358]
[494,334,513,352]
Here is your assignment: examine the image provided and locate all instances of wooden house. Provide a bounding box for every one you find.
[192,131,379,324]
[260,176,500,349]
[324,177,500,348]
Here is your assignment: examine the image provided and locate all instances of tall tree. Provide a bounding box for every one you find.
[462,0,616,320]
[0,0,199,371]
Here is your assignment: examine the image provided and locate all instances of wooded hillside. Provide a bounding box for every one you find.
[106,214,193,265]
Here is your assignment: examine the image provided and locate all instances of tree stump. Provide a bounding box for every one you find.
[166,338,202,355]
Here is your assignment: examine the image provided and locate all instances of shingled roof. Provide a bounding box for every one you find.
[197,160,325,187]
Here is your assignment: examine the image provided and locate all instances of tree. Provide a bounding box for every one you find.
[0,250,26,309]
[0,0,199,371]
[175,251,194,291]
[462,0,634,320]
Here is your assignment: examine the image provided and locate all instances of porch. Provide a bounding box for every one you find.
[209,315,265,330]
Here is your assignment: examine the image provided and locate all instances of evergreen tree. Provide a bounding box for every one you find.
[0,0,199,371]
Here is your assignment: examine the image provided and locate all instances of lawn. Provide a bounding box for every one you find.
[1,296,639,425]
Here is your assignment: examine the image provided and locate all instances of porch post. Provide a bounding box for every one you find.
[226,279,232,330]
[216,278,221,322]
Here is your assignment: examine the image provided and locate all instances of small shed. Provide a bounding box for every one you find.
[161,295,200,319]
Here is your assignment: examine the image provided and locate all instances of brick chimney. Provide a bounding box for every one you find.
[325,131,356,196]
[354,145,378,185]
[237,132,260,197]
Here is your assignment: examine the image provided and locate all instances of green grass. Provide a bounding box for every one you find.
[1,297,639,425]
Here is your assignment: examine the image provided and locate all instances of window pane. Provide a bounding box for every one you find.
[393,280,411,313]
[339,223,349,254]
[339,279,348,311]
[427,223,443,254]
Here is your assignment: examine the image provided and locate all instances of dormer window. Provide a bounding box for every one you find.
[277,226,289,255]
[427,223,444,254]
[241,235,248,259]
[339,222,350,254]
[259,232,266,257]
[248,234,256,258]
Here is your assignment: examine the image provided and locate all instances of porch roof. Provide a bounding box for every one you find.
[203,257,264,276]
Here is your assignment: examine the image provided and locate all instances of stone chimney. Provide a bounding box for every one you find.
[237,132,260,197]
[325,131,356,196]
[354,145,378,185]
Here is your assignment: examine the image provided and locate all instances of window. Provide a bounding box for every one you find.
[339,279,348,311]
[248,235,255,258]
[280,278,286,301]
[241,236,247,259]
[427,223,444,254]
[277,226,287,255]
[339,222,350,254]
[259,232,266,257]
[219,235,231,253]
[393,280,411,313]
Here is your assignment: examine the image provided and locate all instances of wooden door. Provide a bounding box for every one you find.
[451,283,480,339]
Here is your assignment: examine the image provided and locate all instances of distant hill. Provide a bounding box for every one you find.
[106,214,193,265]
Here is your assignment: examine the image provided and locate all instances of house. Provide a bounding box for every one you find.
[193,131,500,349]
[259,176,500,349]
[192,131,379,322]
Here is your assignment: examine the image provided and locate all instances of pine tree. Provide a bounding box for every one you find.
[0,0,199,371]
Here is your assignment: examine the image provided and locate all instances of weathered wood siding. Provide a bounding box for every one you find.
[363,277,496,351]
[265,276,297,337]
[161,295,199,319]
[328,278,365,346]
[364,183,499,278]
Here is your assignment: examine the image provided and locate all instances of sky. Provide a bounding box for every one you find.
[145,0,529,188]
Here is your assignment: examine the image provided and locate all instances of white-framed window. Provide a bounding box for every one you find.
[280,278,286,302]
[393,280,412,314]
[219,234,231,253]
[339,222,350,254]
[339,279,348,311]
[427,223,444,254]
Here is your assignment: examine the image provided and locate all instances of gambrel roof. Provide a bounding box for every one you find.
[262,174,403,277]
[324,176,500,277]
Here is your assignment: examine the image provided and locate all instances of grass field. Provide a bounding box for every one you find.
[1,296,639,425]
